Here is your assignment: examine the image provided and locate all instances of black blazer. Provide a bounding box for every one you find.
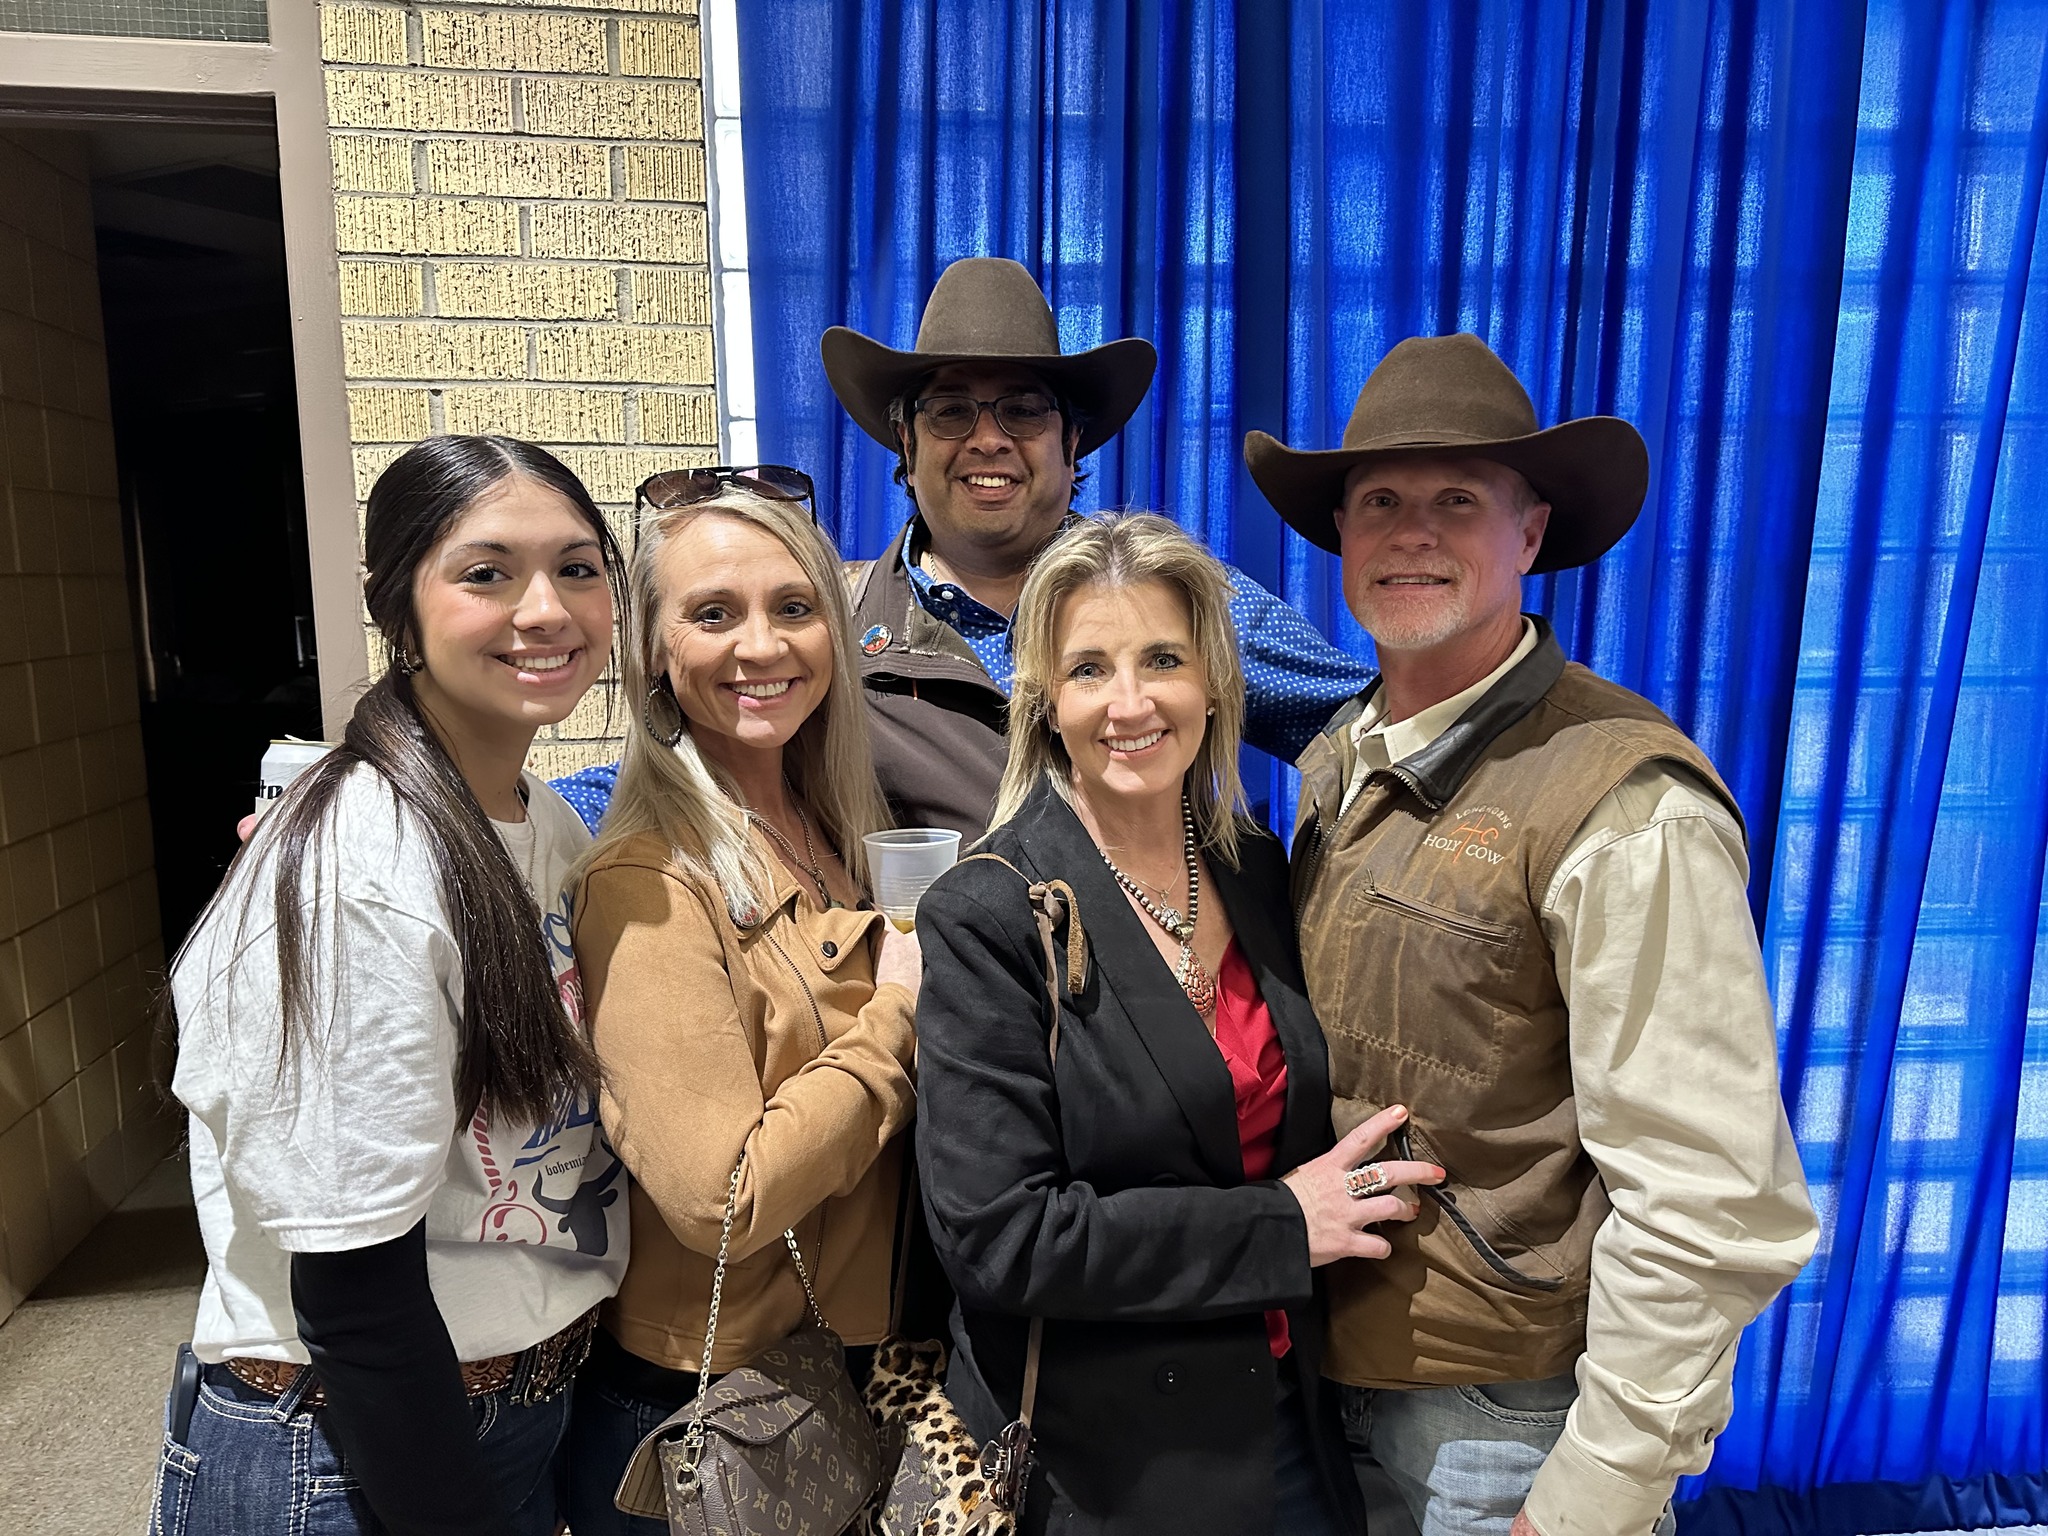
[914,781,1360,1535]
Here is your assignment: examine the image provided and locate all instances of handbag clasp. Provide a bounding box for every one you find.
[672,1429,705,1493]
[979,1418,1035,1512]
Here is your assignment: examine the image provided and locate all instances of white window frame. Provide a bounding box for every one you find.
[697,0,757,466]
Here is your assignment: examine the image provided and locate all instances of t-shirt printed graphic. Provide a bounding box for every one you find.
[175,767,630,1364]
[468,895,625,1255]
[471,1091,624,1252]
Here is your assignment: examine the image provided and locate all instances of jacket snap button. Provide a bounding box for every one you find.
[1154,1364,1183,1394]
[821,940,838,959]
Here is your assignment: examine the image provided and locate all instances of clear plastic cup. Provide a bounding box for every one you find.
[863,828,961,931]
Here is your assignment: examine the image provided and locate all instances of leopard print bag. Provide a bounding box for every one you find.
[856,1336,1008,1536]
[856,860,1086,1536]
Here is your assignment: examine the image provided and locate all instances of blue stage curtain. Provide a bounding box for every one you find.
[736,1,2048,1526]
[1689,1,2048,1525]
[1265,0,1866,885]
[734,0,1241,562]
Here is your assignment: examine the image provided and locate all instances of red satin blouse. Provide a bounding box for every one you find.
[1212,939,1292,1357]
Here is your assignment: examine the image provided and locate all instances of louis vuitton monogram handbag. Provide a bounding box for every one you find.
[614,1156,883,1536]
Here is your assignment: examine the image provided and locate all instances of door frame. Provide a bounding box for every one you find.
[0,11,366,737]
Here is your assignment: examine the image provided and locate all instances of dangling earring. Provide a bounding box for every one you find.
[395,643,424,676]
[644,677,685,747]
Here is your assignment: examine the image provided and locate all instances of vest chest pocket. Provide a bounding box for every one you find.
[1324,876,1528,1091]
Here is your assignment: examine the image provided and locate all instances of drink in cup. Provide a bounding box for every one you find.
[863,828,961,931]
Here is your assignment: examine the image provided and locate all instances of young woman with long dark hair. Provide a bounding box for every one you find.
[154,436,630,1536]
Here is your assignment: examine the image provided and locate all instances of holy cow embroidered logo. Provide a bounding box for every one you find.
[1423,803,1515,868]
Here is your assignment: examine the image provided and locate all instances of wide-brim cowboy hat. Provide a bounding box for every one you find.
[821,257,1157,458]
[1244,333,1648,574]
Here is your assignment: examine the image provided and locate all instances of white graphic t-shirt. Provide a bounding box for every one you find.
[174,765,629,1363]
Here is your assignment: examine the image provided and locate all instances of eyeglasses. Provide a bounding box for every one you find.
[911,391,1060,441]
[635,464,817,522]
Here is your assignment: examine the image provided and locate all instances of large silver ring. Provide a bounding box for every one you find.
[1344,1163,1391,1200]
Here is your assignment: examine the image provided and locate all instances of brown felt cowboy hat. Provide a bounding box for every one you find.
[1244,333,1648,574]
[821,257,1157,458]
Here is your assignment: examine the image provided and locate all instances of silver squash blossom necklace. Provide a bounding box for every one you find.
[1101,793,1216,1014]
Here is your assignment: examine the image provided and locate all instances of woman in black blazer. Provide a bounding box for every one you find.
[914,515,1443,1535]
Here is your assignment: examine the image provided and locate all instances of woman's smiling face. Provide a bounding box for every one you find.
[656,511,833,763]
[407,474,613,743]
[1049,577,1211,809]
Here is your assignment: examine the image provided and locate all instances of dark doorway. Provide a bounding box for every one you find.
[87,124,320,947]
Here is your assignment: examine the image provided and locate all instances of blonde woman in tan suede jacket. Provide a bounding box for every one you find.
[563,470,919,1535]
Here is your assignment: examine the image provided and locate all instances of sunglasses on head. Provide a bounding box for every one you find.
[635,464,818,522]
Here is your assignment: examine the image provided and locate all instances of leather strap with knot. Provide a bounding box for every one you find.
[951,851,1089,1466]
[958,854,1087,1061]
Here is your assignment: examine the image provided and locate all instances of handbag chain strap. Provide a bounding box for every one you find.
[678,1153,831,1479]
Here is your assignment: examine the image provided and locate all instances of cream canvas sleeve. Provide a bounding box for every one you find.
[1523,764,1819,1536]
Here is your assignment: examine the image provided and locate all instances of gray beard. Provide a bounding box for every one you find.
[1356,590,1474,653]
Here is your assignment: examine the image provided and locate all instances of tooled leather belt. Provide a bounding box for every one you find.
[224,1307,598,1410]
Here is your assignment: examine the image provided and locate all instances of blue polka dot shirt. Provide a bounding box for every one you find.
[552,762,618,836]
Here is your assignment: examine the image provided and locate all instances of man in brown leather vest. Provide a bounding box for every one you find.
[1245,336,1817,1536]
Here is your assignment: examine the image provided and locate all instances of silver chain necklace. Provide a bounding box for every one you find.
[744,779,841,910]
[1100,793,1216,1014]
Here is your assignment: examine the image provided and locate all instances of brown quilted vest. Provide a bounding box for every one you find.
[1291,622,1742,1389]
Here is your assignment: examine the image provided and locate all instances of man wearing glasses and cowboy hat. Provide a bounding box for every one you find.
[552,257,1369,839]
[1250,334,1816,1536]
[820,256,1371,837]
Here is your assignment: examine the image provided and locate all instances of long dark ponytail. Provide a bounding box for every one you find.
[178,436,624,1125]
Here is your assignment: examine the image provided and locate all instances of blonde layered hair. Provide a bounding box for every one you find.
[991,513,1255,865]
[589,489,890,923]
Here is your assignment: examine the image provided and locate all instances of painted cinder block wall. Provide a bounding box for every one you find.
[322,0,717,778]
[0,128,178,1323]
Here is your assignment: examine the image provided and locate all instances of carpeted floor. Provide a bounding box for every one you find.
[0,1153,202,1535]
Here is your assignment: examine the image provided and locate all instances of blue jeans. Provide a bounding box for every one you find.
[148,1363,572,1536]
[1339,1374,1676,1536]
[562,1347,696,1536]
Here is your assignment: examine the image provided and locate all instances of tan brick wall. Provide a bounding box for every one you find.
[324,0,720,777]
[0,130,175,1322]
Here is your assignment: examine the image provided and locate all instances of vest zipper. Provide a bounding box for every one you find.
[1294,820,1326,924]
[1295,761,1424,922]
[1378,763,1431,806]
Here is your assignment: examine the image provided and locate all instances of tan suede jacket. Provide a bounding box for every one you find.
[571,828,917,1373]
